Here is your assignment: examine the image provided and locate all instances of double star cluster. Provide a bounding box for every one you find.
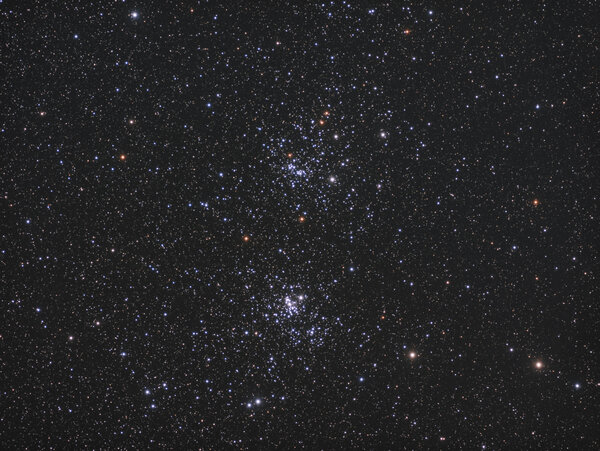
[2,1,598,448]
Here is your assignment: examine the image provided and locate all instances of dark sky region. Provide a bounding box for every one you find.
[1,1,598,449]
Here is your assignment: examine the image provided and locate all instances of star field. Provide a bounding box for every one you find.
[2,1,599,448]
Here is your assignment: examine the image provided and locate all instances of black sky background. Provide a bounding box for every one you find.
[1,1,599,448]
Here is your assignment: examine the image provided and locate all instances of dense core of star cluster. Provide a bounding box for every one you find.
[2,1,598,448]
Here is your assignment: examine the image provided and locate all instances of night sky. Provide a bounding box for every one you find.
[2,1,599,449]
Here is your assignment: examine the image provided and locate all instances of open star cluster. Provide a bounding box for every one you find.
[2,1,598,449]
